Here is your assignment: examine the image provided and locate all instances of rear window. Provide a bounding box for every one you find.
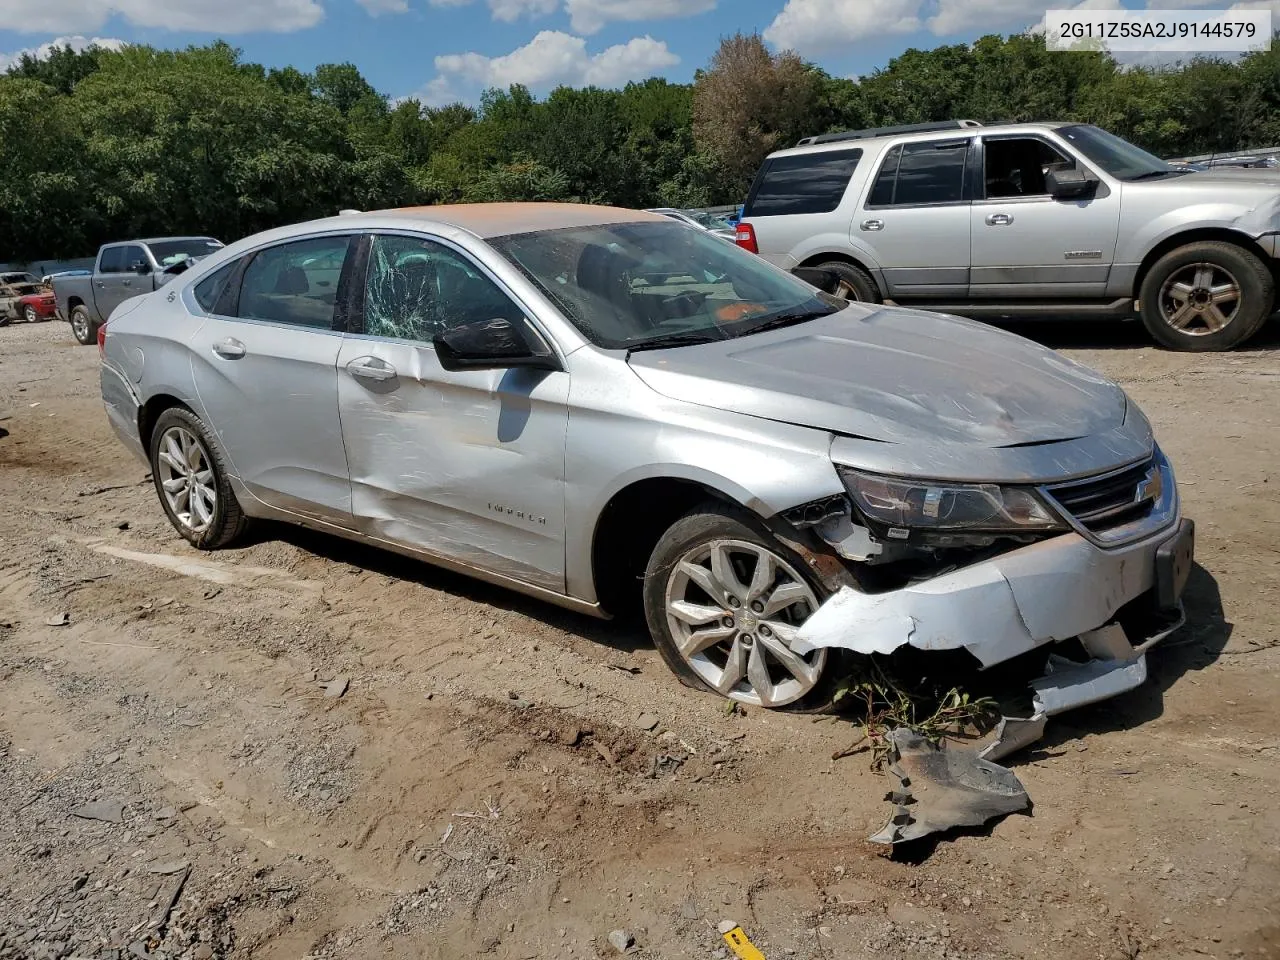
[867,139,970,207]
[744,148,863,217]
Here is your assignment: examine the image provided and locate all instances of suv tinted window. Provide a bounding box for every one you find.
[98,247,125,274]
[237,235,352,329]
[983,137,1072,198]
[868,139,969,206]
[193,262,237,314]
[745,149,863,217]
[364,234,525,342]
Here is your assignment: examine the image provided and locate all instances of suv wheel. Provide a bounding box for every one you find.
[1139,241,1274,351]
[149,407,249,549]
[644,504,841,710]
[70,305,98,345]
[815,261,880,303]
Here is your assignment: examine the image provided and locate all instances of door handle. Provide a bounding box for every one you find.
[121,279,132,287]
[94,280,105,288]
[985,213,1014,226]
[347,356,397,382]
[860,219,884,231]
[212,338,246,360]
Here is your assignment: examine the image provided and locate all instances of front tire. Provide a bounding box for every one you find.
[24,305,39,323]
[70,305,98,345]
[149,407,249,549]
[1138,241,1274,351]
[643,504,841,711]
[815,261,881,303]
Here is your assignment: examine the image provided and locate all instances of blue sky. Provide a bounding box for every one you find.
[1,1,1274,104]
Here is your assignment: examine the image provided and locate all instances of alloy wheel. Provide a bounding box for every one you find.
[156,426,217,534]
[1159,262,1241,336]
[24,305,37,323]
[664,539,825,707]
[71,312,89,342]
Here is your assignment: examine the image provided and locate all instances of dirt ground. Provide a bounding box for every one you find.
[1,315,1278,960]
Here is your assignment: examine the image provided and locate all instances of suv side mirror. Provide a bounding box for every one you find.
[1046,167,1097,200]
[433,316,559,372]
[132,261,152,276]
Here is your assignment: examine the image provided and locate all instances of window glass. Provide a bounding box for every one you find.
[149,238,224,268]
[193,262,237,313]
[237,236,351,329]
[1057,124,1177,181]
[364,234,525,343]
[983,138,1072,198]
[98,247,125,274]
[745,149,862,217]
[890,140,968,205]
[490,220,837,350]
[867,146,901,206]
[122,245,149,273]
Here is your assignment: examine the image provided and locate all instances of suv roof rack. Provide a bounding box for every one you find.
[795,120,982,147]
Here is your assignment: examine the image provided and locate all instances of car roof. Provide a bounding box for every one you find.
[766,121,1069,160]
[349,203,663,239]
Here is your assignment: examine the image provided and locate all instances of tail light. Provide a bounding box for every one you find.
[97,321,107,356]
[735,222,758,254]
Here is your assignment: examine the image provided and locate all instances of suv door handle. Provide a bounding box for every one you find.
[347,356,397,382]
[860,219,884,231]
[985,213,1014,226]
[212,338,246,360]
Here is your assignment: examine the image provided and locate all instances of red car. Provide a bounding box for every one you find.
[0,271,55,325]
[18,289,57,322]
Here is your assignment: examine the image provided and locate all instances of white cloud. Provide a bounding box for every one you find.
[763,0,924,55]
[428,0,473,5]
[490,0,558,21]
[1027,0,1123,36]
[358,0,410,14]
[0,34,125,71]
[928,0,1045,37]
[421,29,678,100]
[0,0,323,34]
[565,0,716,35]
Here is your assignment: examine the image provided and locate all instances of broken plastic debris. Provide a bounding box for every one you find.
[869,729,1030,845]
[978,714,1048,763]
[1032,653,1148,716]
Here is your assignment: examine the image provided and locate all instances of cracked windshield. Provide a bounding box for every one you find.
[490,220,837,350]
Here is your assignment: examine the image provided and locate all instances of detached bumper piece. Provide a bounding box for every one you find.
[869,728,1031,845]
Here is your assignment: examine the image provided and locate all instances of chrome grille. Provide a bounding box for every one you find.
[1045,457,1161,536]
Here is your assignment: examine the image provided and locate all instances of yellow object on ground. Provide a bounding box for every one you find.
[721,924,767,960]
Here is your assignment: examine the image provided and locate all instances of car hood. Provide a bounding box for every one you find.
[626,304,1127,447]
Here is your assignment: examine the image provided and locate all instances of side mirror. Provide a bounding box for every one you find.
[1045,167,1097,200]
[132,261,152,276]
[433,316,558,372]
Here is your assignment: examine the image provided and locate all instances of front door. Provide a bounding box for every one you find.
[969,135,1122,298]
[336,232,570,592]
[95,245,145,318]
[188,233,355,525]
[855,138,973,300]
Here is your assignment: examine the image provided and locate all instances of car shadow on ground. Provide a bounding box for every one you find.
[990,314,1280,351]
[261,522,652,653]
[1034,562,1232,748]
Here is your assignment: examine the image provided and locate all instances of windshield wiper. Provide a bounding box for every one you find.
[1129,169,1184,181]
[624,331,725,355]
[738,308,833,337]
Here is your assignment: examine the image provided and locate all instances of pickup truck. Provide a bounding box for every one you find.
[55,236,223,344]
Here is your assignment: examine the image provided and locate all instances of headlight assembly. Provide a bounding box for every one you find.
[838,468,1066,536]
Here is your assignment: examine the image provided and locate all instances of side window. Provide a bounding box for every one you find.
[122,245,149,273]
[193,262,237,314]
[983,138,1073,198]
[868,139,969,206]
[363,234,525,343]
[98,247,125,274]
[237,235,352,329]
[745,148,863,217]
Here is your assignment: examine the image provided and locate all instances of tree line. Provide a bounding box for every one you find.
[3,32,1280,262]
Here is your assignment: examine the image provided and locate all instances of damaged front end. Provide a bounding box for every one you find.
[780,446,1193,758]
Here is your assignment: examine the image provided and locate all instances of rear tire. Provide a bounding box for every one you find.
[70,305,98,345]
[149,407,249,549]
[1138,241,1273,351]
[815,260,881,303]
[643,503,845,712]
[23,305,39,323]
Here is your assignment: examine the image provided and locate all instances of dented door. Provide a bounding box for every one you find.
[335,233,569,592]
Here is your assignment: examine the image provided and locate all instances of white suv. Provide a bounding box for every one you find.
[735,120,1280,351]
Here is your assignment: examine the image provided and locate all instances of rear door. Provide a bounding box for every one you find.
[186,233,356,525]
[969,134,1122,298]
[855,138,973,300]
